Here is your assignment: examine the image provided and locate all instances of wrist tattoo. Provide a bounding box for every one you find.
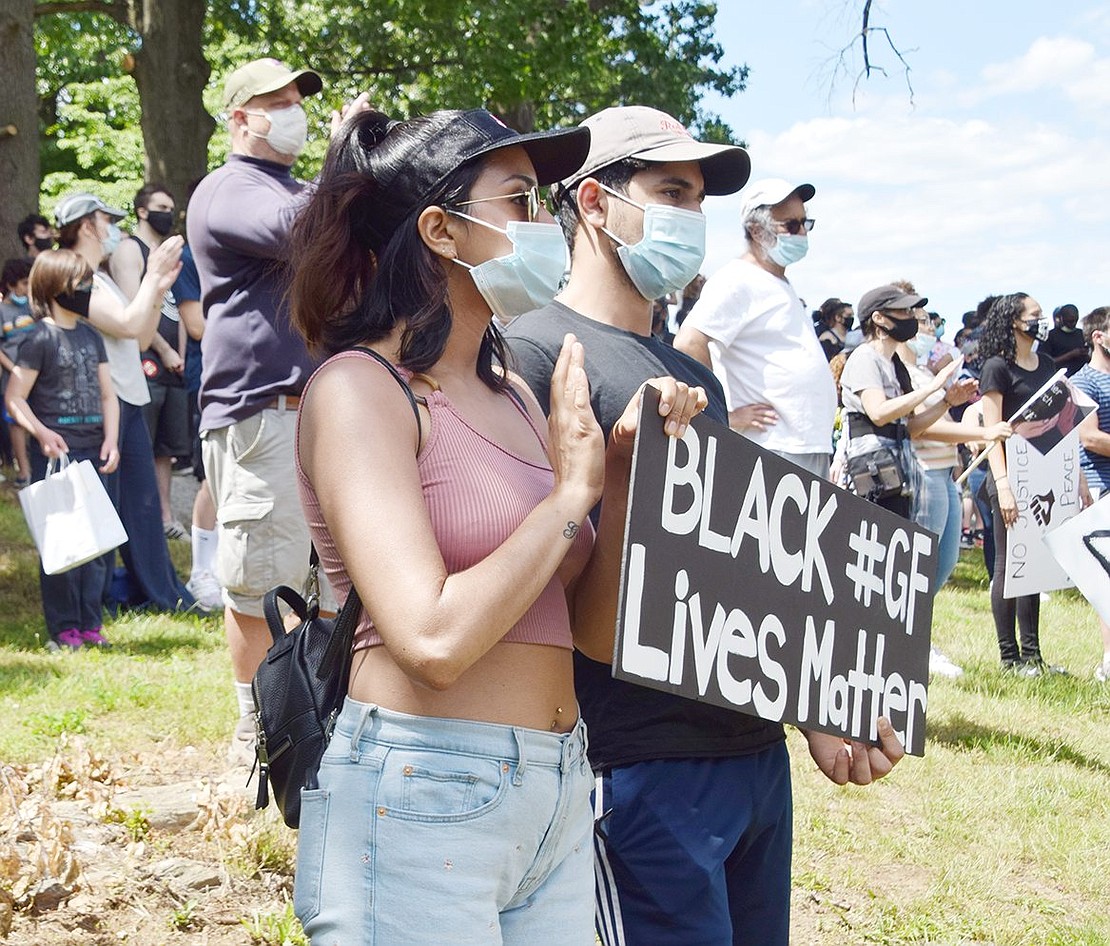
[563,521,580,540]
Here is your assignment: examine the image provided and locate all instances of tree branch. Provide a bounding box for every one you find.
[823,0,914,108]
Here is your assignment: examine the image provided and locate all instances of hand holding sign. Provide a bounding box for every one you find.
[610,378,709,453]
[804,718,905,786]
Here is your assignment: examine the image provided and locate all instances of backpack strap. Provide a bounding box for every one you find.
[350,346,423,441]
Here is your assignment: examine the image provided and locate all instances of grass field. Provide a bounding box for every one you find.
[2,484,1109,944]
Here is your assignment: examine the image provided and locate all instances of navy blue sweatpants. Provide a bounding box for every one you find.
[593,742,792,946]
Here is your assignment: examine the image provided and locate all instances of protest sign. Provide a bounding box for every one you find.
[1044,496,1110,625]
[614,388,936,756]
[1001,435,1085,599]
[957,370,1095,485]
[1010,372,1095,455]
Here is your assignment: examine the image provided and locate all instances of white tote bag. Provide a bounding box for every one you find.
[18,455,128,575]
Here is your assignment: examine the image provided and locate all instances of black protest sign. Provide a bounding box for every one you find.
[613,388,936,756]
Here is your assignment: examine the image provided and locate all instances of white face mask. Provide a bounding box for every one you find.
[448,212,569,323]
[599,184,706,300]
[245,103,308,157]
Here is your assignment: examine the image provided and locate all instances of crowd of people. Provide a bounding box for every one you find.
[2,54,1108,944]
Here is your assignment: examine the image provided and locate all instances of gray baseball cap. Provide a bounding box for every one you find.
[559,105,750,196]
[55,193,126,227]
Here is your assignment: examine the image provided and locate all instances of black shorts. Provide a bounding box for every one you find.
[142,383,191,458]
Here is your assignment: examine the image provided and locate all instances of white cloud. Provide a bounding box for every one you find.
[701,107,1110,325]
[957,35,1110,109]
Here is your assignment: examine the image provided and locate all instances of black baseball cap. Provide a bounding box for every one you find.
[378,109,589,207]
[857,285,929,323]
[363,109,588,246]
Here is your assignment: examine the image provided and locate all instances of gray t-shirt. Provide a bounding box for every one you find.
[16,320,108,450]
[840,343,903,417]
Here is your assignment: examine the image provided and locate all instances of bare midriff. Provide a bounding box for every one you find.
[347,641,578,734]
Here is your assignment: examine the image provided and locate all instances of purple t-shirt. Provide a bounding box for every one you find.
[187,154,316,432]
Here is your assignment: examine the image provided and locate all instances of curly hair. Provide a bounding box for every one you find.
[978,292,1029,365]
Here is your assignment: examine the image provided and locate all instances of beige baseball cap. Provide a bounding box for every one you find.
[559,105,750,196]
[223,58,323,110]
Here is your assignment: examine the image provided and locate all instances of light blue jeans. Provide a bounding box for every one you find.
[294,699,595,945]
[917,467,962,589]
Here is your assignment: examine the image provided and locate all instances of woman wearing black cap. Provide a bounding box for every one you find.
[839,284,974,518]
[286,108,705,943]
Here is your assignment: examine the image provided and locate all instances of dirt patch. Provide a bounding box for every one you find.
[1,737,299,945]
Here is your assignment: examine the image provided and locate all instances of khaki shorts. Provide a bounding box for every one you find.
[202,407,335,617]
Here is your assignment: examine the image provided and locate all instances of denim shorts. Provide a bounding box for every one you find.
[294,700,595,945]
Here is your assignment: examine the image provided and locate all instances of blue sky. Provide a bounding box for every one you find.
[697,1,1110,334]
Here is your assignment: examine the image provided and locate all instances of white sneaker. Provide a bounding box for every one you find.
[1095,656,1110,683]
[929,646,964,679]
[186,571,224,612]
[164,519,190,541]
[227,713,257,768]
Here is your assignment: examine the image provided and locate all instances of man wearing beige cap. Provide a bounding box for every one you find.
[186,58,336,765]
[675,178,837,480]
[507,114,901,945]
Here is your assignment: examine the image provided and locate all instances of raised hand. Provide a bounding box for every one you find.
[547,334,605,506]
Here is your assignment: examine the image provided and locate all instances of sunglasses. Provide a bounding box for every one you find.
[777,217,815,235]
[449,184,544,222]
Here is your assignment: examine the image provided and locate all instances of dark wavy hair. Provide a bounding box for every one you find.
[289,109,508,391]
[978,292,1029,365]
[815,297,850,329]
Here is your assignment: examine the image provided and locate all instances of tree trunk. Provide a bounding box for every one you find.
[0,0,41,261]
[130,0,213,210]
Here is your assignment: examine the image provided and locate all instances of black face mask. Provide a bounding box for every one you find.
[55,286,93,319]
[145,210,175,236]
[33,236,54,251]
[841,315,855,331]
[881,313,919,342]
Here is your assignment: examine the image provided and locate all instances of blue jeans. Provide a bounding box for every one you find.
[916,468,962,589]
[295,700,595,945]
[29,444,108,638]
[101,400,192,611]
[968,465,995,578]
[594,743,793,946]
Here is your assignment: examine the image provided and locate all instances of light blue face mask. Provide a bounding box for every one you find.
[766,233,808,268]
[907,333,934,364]
[599,184,706,300]
[8,294,28,307]
[101,222,122,258]
[449,212,568,322]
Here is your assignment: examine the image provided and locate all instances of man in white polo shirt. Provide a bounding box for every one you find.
[674,178,836,478]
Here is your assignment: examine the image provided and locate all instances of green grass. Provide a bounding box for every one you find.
[0,485,232,763]
[3,484,1110,943]
[791,545,1110,944]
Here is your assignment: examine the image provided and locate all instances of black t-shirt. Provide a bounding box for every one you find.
[1040,327,1088,376]
[131,237,184,389]
[16,320,108,450]
[979,351,1058,419]
[504,301,786,769]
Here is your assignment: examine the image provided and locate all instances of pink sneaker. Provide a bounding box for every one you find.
[56,628,84,650]
[81,627,110,647]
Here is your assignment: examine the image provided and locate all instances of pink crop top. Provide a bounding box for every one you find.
[295,350,595,653]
